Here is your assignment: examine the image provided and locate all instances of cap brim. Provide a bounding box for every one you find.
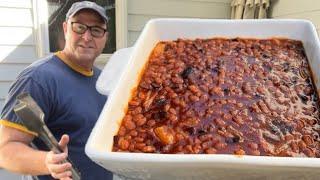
[67,7,109,23]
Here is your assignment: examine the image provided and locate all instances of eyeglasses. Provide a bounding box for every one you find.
[71,22,107,38]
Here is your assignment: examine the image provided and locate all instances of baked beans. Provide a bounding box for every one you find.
[112,38,320,157]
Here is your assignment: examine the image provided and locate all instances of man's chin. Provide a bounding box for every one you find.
[76,52,96,61]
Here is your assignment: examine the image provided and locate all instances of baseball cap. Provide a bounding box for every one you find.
[66,1,109,23]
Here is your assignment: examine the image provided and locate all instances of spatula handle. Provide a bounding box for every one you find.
[41,127,81,180]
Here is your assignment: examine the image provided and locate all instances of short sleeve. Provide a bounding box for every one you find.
[0,77,51,135]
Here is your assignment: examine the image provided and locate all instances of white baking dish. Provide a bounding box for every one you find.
[86,19,320,180]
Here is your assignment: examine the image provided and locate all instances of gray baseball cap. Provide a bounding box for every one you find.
[66,1,109,23]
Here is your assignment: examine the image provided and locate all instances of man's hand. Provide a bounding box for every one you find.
[45,134,72,180]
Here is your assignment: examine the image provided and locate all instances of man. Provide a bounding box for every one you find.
[0,1,113,179]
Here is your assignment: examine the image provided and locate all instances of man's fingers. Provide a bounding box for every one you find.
[48,162,71,174]
[47,151,67,164]
[61,177,73,180]
[51,170,72,179]
[59,134,69,153]
[46,134,71,179]
[46,151,73,180]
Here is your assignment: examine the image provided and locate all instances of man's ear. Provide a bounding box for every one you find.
[62,21,68,38]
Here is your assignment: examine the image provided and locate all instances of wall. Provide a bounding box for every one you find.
[126,0,233,46]
[270,0,320,35]
[0,0,37,112]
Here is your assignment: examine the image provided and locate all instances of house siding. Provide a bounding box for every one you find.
[270,0,320,35]
[127,0,232,46]
[0,1,34,179]
[0,0,36,112]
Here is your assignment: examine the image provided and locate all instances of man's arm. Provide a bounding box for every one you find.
[0,126,72,178]
[0,125,49,175]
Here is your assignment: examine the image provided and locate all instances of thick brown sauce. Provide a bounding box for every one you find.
[113,38,320,157]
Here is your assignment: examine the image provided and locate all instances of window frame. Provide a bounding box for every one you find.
[32,0,128,64]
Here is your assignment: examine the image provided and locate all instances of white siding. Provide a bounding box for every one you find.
[0,27,35,45]
[0,81,10,115]
[270,0,320,35]
[0,46,37,63]
[127,0,232,46]
[0,2,33,179]
[0,0,36,111]
[0,64,28,81]
[0,8,33,27]
[0,1,32,8]
[0,82,11,100]
[0,100,4,113]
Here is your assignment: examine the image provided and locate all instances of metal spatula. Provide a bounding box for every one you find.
[13,93,81,180]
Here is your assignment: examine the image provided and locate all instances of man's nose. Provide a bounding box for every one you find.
[82,29,93,41]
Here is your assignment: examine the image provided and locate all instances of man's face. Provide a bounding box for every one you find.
[63,9,108,64]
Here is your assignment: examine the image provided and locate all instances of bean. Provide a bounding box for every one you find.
[214,142,227,150]
[147,119,156,127]
[175,133,185,142]
[189,95,200,102]
[128,144,135,151]
[142,146,156,153]
[249,150,261,156]
[199,134,213,142]
[118,126,126,136]
[242,82,251,94]
[234,149,246,155]
[215,118,226,127]
[200,94,209,102]
[135,143,146,150]
[302,135,314,146]
[118,138,129,150]
[205,148,217,154]
[123,118,136,130]
[258,101,269,113]
[193,144,202,154]
[172,77,184,84]
[168,114,178,123]
[222,113,232,120]
[188,85,199,93]
[201,141,212,149]
[303,148,315,157]
[185,145,193,153]
[232,116,244,125]
[285,134,294,141]
[248,142,259,150]
[236,102,244,108]
[210,86,223,96]
[298,141,307,149]
[290,141,299,153]
[129,100,140,106]
[134,137,144,143]
[129,130,138,137]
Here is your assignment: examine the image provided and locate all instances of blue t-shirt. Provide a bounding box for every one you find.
[0,52,113,180]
